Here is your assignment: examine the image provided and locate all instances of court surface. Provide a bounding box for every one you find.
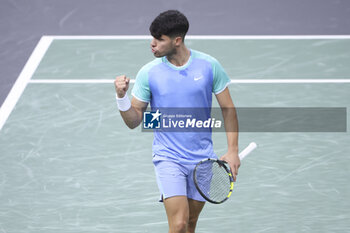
[0,36,349,232]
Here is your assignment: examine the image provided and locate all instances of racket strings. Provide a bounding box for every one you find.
[195,161,232,203]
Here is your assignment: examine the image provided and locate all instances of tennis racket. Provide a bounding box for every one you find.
[193,142,257,204]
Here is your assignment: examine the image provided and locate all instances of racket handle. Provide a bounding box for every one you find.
[239,142,257,160]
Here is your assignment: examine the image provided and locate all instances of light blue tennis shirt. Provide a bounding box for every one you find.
[132,49,230,164]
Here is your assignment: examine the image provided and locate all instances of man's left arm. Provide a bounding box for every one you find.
[215,87,240,181]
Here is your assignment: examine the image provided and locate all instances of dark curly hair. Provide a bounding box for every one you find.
[149,10,189,40]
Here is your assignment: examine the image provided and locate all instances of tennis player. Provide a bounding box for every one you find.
[114,10,239,233]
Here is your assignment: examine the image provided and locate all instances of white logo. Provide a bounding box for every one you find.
[194,75,203,81]
[143,109,162,129]
[150,109,162,122]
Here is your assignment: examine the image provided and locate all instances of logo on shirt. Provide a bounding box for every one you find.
[143,109,162,129]
[194,75,203,81]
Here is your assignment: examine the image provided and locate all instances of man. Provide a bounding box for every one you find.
[114,10,239,233]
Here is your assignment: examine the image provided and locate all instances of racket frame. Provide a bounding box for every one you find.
[193,158,234,204]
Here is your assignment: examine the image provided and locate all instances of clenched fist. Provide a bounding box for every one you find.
[114,75,130,98]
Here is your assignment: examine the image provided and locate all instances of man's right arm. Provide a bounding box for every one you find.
[115,75,148,129]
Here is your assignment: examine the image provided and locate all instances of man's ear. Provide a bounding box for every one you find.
[174,36,183,46]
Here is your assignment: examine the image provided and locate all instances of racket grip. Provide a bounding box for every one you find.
[239,142,257,160]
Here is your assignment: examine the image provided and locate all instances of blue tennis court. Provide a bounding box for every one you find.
[0,36,349,232]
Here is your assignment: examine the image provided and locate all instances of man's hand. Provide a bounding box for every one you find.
[220,151,240,181]
[114,75,130,98]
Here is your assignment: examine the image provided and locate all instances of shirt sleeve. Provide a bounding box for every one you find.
[131,67,151,102]
[212,58,231,94]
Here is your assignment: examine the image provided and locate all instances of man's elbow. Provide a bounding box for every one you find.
[127,124,138,129]
[125,120,141,129]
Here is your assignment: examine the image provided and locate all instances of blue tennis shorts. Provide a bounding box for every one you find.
[153,155,206,202]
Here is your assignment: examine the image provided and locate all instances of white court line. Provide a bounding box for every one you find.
[49,35,350,40]
[231,79,350,84]
[28,79,350,84]
[0,36,53,131]
[29,79,116,84]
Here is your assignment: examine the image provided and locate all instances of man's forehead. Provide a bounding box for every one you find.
[152,34,172,40]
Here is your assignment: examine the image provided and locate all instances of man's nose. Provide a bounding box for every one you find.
[151,38,156,47]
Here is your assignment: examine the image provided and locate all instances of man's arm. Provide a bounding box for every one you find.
[215,87,240,181]
[115,75,148,129]
[120,98,148,129]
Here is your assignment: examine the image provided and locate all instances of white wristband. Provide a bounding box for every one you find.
[116,93,131,111]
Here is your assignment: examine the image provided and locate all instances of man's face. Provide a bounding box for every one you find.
[150,35,176,57]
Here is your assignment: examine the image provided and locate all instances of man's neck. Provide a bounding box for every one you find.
[166,45,191,67]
